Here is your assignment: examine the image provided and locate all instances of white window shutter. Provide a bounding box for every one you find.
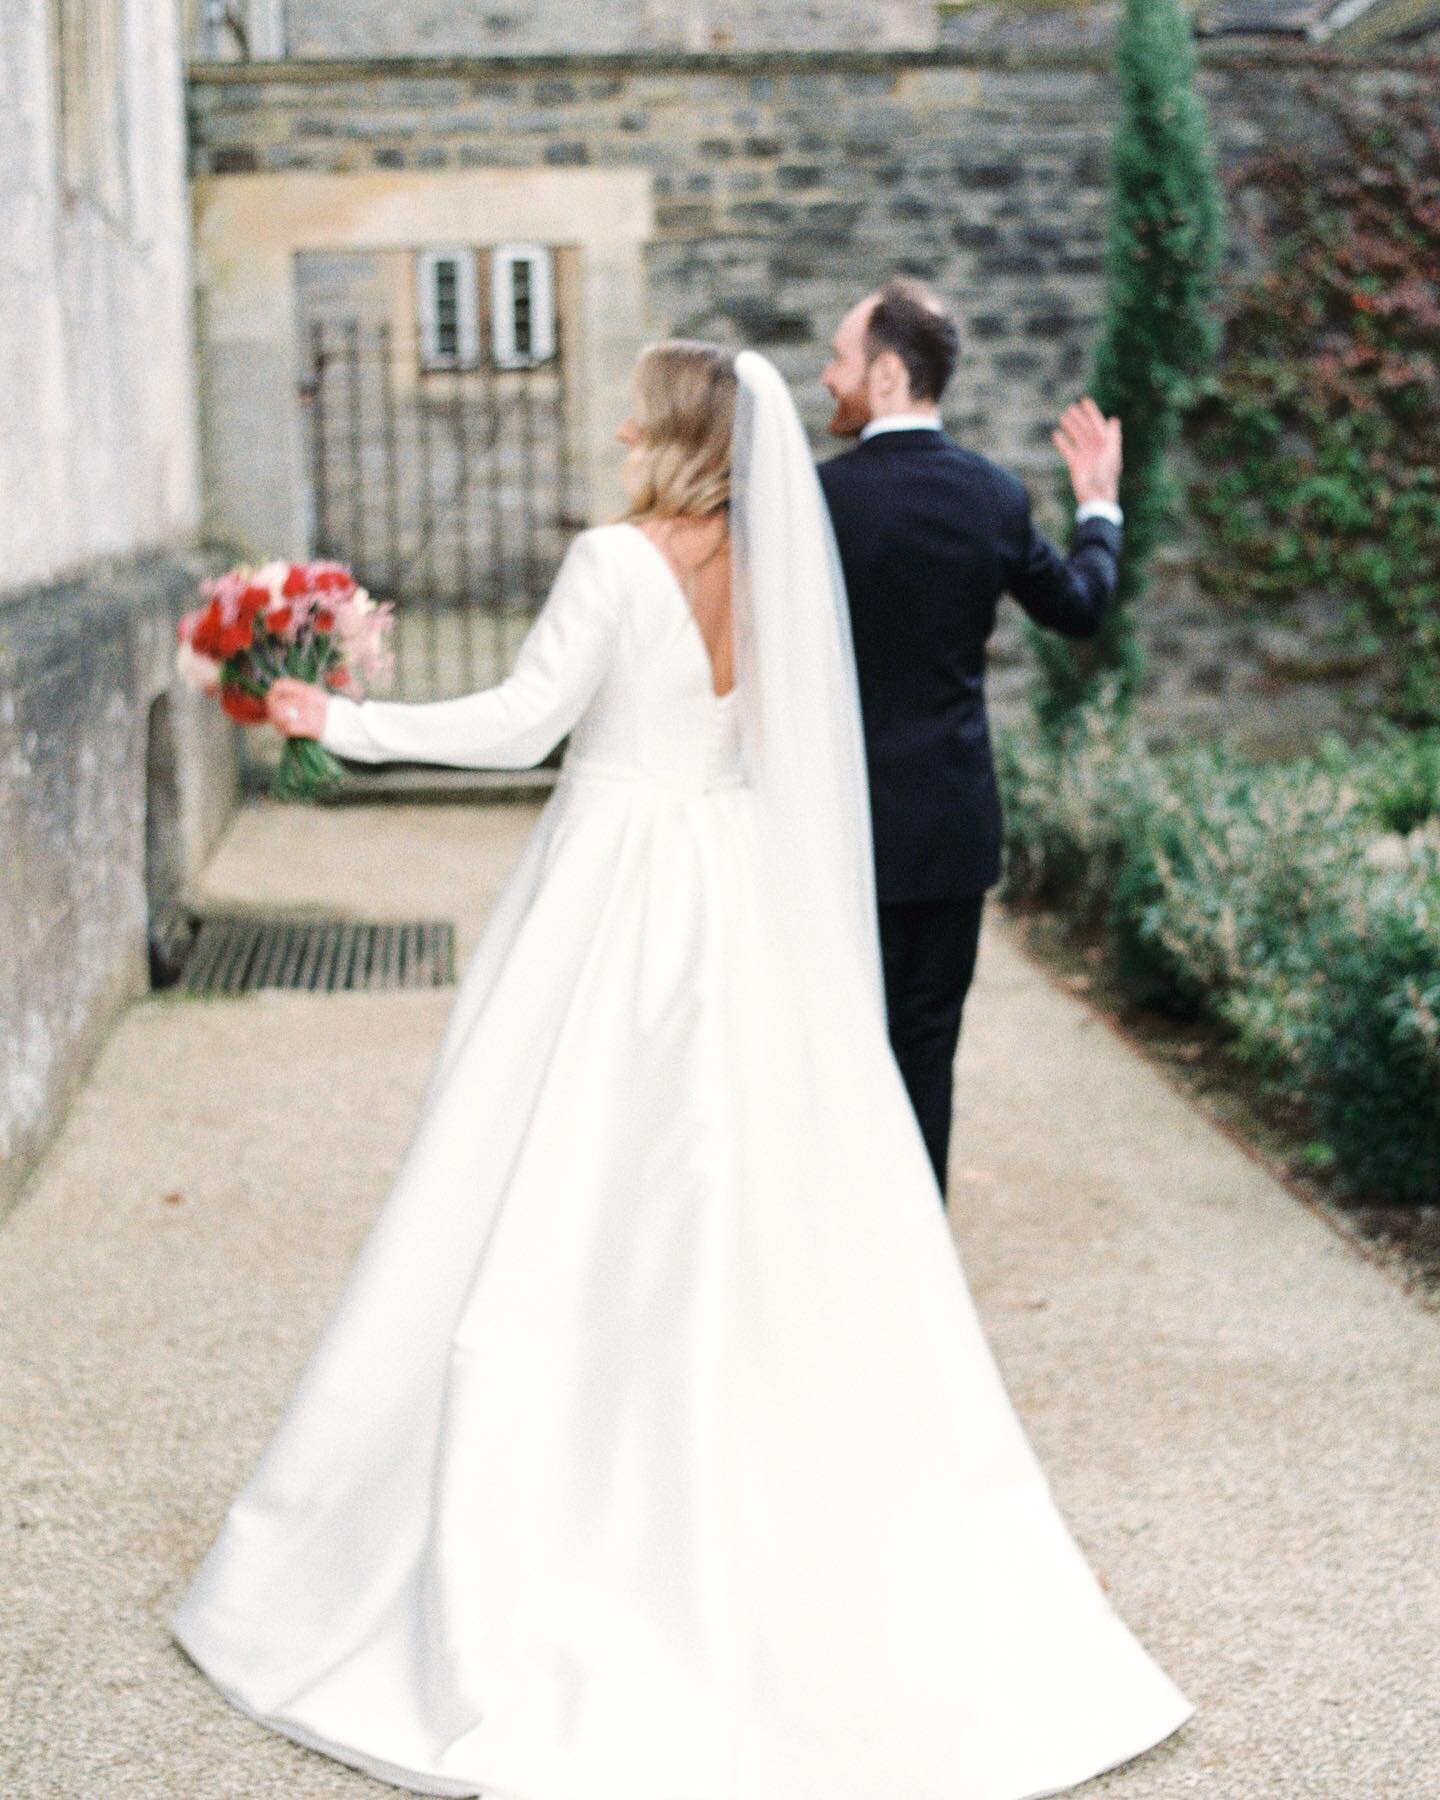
[492,244,556,369]
[417,248,480,371]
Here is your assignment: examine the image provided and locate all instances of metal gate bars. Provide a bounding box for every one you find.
[300,315,582,701]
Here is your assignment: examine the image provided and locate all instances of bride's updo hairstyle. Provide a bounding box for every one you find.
[620,340,738,520]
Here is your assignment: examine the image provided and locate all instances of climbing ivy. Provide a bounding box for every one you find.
[1185,92,1440,727]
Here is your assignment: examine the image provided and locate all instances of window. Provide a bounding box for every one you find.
[492,244,556,369]
[417,249,480,372]
[50,0,127,220]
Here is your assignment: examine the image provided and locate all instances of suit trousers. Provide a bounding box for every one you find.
[877,894,987,1201]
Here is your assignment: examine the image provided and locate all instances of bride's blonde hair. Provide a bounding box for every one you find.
[619,341,738,520]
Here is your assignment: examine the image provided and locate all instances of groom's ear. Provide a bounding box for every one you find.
[868,346,909,406]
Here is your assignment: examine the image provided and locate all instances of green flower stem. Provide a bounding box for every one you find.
[272,735,345,803]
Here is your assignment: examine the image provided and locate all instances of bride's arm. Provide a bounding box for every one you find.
[317,530,621,769]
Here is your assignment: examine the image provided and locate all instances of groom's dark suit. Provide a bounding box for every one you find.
[818,424,1122,1193]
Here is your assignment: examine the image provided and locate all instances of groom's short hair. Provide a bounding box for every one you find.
[863,278,959,404]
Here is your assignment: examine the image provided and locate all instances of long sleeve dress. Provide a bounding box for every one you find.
[169,520,1194,1800]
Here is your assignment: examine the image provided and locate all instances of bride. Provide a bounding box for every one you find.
[169,344,1194,1798]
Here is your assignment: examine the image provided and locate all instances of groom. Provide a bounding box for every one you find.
[817,276,1124,1199]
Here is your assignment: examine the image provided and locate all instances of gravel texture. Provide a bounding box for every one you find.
[2,798,1436,1798]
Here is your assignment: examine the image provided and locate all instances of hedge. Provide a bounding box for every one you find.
[997,703,1440,1203]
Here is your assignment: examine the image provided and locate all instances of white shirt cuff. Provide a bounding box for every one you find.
[1075,499,1123,528]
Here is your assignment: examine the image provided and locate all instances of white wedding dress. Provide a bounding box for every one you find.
[170,355,1193,1799]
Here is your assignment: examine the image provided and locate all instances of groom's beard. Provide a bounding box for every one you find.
[827,390,871,438]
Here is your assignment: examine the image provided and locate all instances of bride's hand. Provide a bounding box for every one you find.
[267,676,329,739]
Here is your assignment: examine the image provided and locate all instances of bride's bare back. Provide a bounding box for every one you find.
[635,514,734,698]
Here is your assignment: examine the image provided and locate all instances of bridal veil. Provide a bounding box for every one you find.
[729,350,888,1033]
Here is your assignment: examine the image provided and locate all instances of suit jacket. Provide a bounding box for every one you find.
[817,427,1122,903]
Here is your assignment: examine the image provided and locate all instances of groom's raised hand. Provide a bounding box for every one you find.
[1052,397,1122,509]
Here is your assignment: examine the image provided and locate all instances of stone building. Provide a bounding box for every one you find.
[189,0,1440,60]
[2,0,238,1217]
[5,0,1437,1209]
[186,0,1440,732]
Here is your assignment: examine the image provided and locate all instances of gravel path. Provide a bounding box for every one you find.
[2,798,1435,1797]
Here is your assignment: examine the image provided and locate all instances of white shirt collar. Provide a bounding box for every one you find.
[859,412,944,442]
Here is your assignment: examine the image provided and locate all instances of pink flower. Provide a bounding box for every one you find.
[175,639,223,695]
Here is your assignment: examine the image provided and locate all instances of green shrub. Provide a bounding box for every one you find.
[996,686,1153,915]
[997,712,1440,1202]
[1315,728,1440,835]
[1111,750,1383,1040]
[1306,865,1440,1204]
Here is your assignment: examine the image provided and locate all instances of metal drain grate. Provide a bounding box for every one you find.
[177,914,455,995]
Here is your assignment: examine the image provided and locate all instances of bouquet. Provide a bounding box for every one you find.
[176,560,395,801]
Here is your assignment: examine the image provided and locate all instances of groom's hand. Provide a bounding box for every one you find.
[1052,397,1122,508]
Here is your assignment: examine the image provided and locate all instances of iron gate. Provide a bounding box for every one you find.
[299,318,583,701]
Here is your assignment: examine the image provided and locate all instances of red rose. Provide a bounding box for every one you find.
[190,599,227,660]
[314,608,335,632]
[219,685,269,724]
[217,614,255,657]
[238,584,269,615]
[324,665,350,689]
[312,566,353,592]
[265,604,293,634]
[282,564,309,598]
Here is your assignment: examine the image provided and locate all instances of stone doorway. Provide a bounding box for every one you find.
[297,249,583,699]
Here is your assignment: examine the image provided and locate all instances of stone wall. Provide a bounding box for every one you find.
[186,47,1435,471]
[0,554,239,1220]
[244,0,1440,62]
[280,0,939,59]
[1,0,237,1219]
[2,0,200,593]
[187,43,1439,749]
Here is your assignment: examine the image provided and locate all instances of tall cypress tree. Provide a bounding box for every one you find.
[1029,0,1225,739]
